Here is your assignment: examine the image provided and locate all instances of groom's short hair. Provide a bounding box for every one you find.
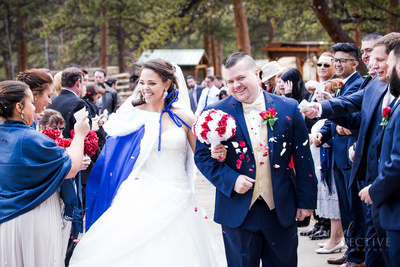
[225,52,257,70]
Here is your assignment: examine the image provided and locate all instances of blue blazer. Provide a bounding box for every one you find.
[194,91,317,228]
[319,72,364,170]
[320,77,388,185]
[369,99,400,231]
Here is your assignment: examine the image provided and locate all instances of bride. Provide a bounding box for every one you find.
[69,59,227,267]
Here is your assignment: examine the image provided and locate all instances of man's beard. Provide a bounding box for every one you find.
[389,66,400,97]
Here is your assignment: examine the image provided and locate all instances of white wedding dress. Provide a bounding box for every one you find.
[69,125,226,267]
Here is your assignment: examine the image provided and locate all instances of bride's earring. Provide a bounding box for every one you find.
[20,110,24,120]
[33,97,37,104]
[162,90,168,100]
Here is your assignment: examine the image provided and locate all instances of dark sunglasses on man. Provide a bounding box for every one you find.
[317,63,331,68]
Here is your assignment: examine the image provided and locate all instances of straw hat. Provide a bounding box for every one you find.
[261,61,285,83]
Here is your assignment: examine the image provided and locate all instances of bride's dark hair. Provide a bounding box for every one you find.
[133,59,178,107]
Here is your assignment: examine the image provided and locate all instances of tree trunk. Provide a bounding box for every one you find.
[215,40,222,76]
[17,3,28,72]
[311,0,368,75]
[388,0,399,32]
[2,51,13,80]
[232,0,251,55]
[116,21,125,73]
[310,0,354,43]
[99,7,109,70]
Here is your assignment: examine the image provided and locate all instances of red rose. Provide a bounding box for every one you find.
[382,107,391,118]
[268,108,277,117]
[216,126,226,137]
[201,121,210,131]
[205,114,213,122]
[259,111,269,120]
[200,129,209,140]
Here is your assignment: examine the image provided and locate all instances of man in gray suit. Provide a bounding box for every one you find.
[186,75,205,113]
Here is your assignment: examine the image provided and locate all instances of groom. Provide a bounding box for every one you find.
[194,52,317,266]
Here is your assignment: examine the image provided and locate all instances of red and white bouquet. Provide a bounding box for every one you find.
[192,109,236,150]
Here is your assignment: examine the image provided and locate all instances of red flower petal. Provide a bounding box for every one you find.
[236,159,242,169]
[247,155,250,162]
[286,116,291,120]
[239,153,245,160]
[249,169,254,171]
[239,141,245,147]
[260,162,265,165]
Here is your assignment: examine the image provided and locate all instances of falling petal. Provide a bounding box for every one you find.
[205,216,208,219]
[236,159,242,169]
[110,173,113,176]
[273,164,280,168]
[259,143,263,146]
[239,153,245,160]
[239,141,246,147]
[247,155,250,162]
[280,148,286,156]
[309,174,313,177]
[194,207,198,212]
[260,162,265,165]
[243,147,248,153]
[286,116,291,120]
[232,141,239,148]
[303,140,308,146]
[1,139,4,142]
[249,168,254,171]
[283,142,287,148]
[235,148,241,154]
[317,166,322,170]
[223,231,226,234]
[263,152,268,157]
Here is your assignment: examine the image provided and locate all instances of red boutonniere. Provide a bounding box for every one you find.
[334,81,344,96]
[259,108,278,131]
[380,107,392,128]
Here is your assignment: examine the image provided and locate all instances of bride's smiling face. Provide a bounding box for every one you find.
[139,68,170,104]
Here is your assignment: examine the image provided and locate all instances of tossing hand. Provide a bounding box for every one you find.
[299,102,320,119]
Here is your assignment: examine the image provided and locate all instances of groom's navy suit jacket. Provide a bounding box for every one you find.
[370,99,400,231]
[319,76,388,186]
[194,91,317,229]
[319,72,364,171]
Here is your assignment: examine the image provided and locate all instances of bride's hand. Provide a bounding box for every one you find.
[210,144,227,162]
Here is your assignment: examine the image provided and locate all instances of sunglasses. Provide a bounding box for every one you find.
[317,63,331,68]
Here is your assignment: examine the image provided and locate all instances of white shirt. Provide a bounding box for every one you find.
[195,86,220,116]
[242,91,264,140]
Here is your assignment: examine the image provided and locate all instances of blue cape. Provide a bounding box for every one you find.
[85,125,145,231]
[0,121,71,223]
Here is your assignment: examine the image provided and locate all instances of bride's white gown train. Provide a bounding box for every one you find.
[70,126,226,267]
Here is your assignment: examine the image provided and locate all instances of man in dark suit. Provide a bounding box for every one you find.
[47,67,87,266]
[194,52,317,266]
[186,75,205,113]
[359,38,400,267]
[303,34,399,266]
[94,69,119,114]
[48,67,87,138]
[313,43,366,266]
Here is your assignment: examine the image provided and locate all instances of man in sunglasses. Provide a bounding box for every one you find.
[312,43,366,267]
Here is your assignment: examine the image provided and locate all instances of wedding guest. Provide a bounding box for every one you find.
[16,68,54,129]
[69,59,227,266]
[186,75,205,113]
[53,71,63,97]
[0,80,89,267]
[279,68,311,103]
[81,83,107,208]
[38,108,65,132]
[260,61,285,94]
[195,75,221,116]
[94,69,120,114]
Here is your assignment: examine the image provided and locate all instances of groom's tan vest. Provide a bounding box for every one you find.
[243,106,275,210]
